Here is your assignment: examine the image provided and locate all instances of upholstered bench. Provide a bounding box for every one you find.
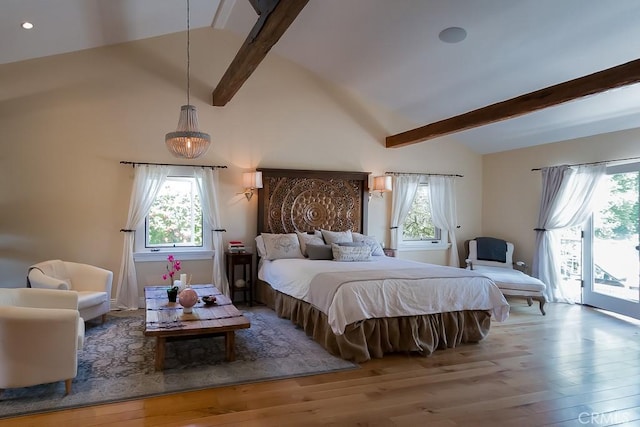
[465,238,547,315]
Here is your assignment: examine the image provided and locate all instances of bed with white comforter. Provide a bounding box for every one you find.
[258,256,509,362]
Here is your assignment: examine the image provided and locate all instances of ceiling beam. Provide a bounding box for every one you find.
[212,0,309,107]
[386,58,640,148]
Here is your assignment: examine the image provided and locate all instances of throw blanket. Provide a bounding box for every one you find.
[308,266,482,316]
[27,260,71,289]
[476,237,507,263]
[306,265,509,334]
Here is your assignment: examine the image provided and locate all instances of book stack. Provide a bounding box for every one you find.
[227,241,246,253]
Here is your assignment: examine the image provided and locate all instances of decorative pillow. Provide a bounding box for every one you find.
[353,232,385,256]
[261,233,304,260]
[255,235,267,258]
[296,231,324,257]
[337,241,366,247]
[321,229,353,245]
[331,243,371,262]
[307,244,334,260]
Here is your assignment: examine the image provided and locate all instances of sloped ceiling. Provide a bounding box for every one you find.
[3,0,640,154]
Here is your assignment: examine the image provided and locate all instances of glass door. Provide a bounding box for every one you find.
[559,226,583,303]
[583,163,640,320]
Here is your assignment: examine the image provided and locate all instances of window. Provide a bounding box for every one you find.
[134,171,212,260]
[147,177,203,248]
[400,183,444,249]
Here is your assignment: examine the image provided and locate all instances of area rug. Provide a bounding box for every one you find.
[0,306,358,419]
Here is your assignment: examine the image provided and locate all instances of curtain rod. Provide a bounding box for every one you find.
[120,161,227,169]
[531,155,640,171]
[385,171,463,177]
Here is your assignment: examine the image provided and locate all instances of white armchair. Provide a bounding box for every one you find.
[465,238,547,315]
[27,260,113,323]
[0,288,84,395]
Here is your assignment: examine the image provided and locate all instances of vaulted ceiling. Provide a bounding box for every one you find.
[3,0,640,154]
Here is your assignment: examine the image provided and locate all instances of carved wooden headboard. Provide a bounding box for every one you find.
[256,168,369,235]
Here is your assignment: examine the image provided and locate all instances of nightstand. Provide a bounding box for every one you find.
[225,252,253,306]
[383,248,396,257]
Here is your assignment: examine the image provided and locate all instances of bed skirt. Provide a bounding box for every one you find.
[255,279,492,362]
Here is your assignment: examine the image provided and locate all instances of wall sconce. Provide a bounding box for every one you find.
[369,175,392,201]
[241,171,263,201]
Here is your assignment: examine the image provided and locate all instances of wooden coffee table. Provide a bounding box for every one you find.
[144,284,250,371]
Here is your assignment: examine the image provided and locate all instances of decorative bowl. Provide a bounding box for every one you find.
[202,295,217,305]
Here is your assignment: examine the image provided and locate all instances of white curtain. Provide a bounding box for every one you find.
[115,164,169,309]
[533,164,606,303]
[194,168,229,296]
[428,175,460,267]
[389,175,421,250]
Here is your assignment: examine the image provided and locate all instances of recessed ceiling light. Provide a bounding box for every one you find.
[21,22,34,30]
[439,27,467,43]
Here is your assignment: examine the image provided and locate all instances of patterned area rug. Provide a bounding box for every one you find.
[0,306,358,419]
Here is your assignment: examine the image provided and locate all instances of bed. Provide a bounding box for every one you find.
[254,168,509,362]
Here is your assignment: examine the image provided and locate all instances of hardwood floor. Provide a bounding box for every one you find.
[2,302,639,426]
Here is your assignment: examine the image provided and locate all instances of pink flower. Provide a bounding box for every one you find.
[163,255,181,285]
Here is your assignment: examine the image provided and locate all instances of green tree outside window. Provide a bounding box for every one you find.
[403,185,437,240]
[147,178,203,247]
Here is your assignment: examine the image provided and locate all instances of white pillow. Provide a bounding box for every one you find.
[321,229,353,245]
[261,233,304,260]
[255,235,267,258]
[331,243,371,262]
[296,231,324,257]
[352,232,385,256]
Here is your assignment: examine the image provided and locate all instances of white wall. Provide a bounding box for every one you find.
[0,28,484,299]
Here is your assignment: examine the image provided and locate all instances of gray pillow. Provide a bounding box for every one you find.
[306,244,334,260]
[352,232,385,256]
[321,229,353,245]
[296,230,324,257]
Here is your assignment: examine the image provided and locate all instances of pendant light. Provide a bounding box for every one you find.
[165,0,211,159]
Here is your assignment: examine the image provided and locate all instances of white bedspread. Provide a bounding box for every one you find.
[259,257,509,334]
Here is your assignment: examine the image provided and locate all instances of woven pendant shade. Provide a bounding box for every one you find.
[165,105,211,159]
[165,0,211,159]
